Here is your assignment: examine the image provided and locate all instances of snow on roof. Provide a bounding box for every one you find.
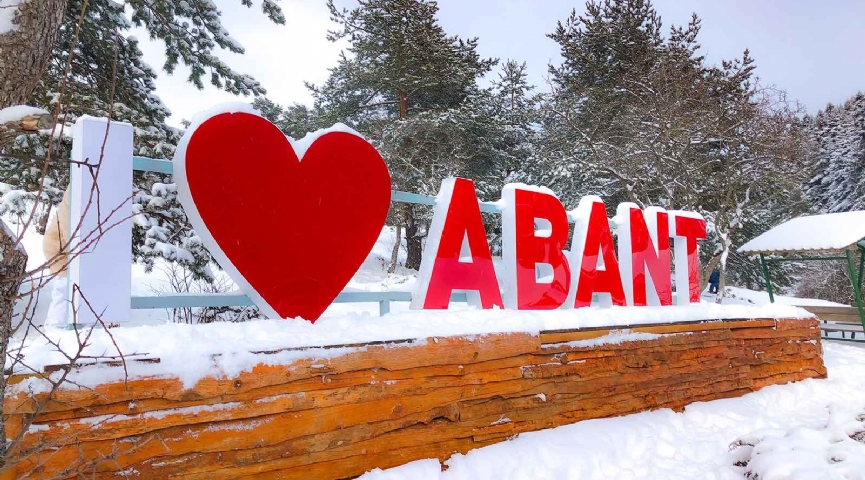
[738,211,865,254]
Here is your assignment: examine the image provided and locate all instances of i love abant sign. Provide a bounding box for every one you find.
[175,107,707,322]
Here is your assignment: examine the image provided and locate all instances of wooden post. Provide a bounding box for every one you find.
[857,245,864,291]
[844,249,865,332]
[759,253,774,303]
[67,117,133,327]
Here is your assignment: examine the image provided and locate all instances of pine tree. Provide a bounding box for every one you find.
[489,60,539,190]
[797,92,865,304]
[541,0,810,297]
[311,0,496,269]
[252,97,322,140]
[1,0,286,280]
[804,93,865,213]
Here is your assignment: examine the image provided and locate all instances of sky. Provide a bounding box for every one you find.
[133,0,865,128]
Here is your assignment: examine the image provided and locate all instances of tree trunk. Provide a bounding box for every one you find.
[0,0,63,461]
[0,219,28,468]
[701,253,721,290]
[404,208,423,271]
[715,239,731,304]
[716,264,728,304]
[0,0,67,110]
[387,224,402,274]
[398,94,408,120]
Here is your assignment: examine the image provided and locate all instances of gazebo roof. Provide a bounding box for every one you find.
[738,211,865,255]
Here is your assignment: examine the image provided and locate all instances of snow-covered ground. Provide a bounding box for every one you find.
[359,342,865,480]
[12,224,422,327]
[9,221,865,479]
[723,286,846,307]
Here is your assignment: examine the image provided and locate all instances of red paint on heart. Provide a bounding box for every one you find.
[182,112,391,322]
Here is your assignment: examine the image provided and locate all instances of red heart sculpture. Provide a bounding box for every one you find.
[175,111,391,322]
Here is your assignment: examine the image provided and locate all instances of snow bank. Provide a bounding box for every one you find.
[357,342,865,480]
[724,286,846,307]
[732,404,865,479]
[9,302,810,391]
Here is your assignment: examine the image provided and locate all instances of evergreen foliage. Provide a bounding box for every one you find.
[805,93,865,213]
[1,0,284,281]
[539,0,810,293]
[2,0,845,310]
[307,0,498,269]
[796,93,865,304]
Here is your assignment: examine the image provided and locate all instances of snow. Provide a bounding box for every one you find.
[501,182,558,197]
[179,103,362,161]
[182,102,260,139]
[551,330,670,348]
[7,301,809,391]
[358,342,865,480]
[0,105,48,124]
[724,286,846,307]
[732,404,865,479]
[0,0,21,35]
[289,122,362,159]
[738,211,865,253]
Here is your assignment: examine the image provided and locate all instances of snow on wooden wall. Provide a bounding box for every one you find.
[4,318,826,479]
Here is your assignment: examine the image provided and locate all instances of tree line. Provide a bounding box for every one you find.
[1,0,862,305]
[254,0,812,296]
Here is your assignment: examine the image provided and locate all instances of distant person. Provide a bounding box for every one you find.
[42,187,71,329]
[708,270,720,294]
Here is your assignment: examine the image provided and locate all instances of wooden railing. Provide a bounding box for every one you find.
[797,305,865,340]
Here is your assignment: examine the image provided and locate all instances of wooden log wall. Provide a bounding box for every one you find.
[4,317,826,479]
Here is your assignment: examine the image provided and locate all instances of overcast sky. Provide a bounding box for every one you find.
[134,0,865,128]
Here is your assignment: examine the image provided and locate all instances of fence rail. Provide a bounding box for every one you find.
[133,156,504,213]
[132,156,478,316]
[130,291,470,316]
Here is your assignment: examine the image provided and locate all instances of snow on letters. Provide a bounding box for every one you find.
[413,179,707,311]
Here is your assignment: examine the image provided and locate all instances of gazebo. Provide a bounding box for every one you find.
[738,211,865,335]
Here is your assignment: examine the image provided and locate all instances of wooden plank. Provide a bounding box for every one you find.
[6,332,542,415]
[5,318,827,480]
[815,315,864,324]
[122,364,757,479]
[26,337,741,424]
[15,338,794,459]
[820,323,864,333]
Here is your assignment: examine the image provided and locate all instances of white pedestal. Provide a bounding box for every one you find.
[67,116,133,326]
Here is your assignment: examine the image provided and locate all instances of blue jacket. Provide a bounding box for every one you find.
[709,271,720,283]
